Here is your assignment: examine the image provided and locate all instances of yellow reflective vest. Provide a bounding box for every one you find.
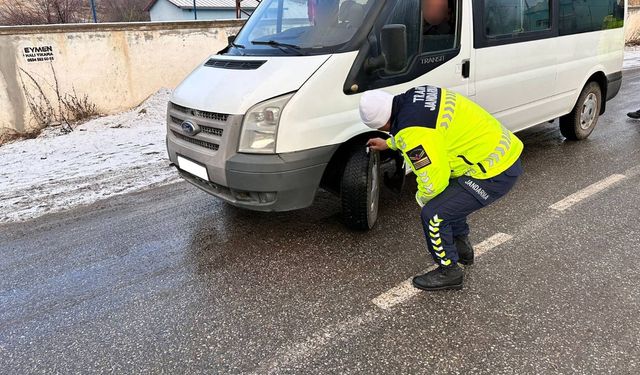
[386,86,523,206]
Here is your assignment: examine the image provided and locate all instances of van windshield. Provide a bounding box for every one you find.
[228,0,378,56]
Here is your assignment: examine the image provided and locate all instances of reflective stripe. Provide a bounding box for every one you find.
[480,126,512,173]
[429,214,443,226]
[428,214,450,266]
[388,136,396,149]
[439,91,457,130]
[418,171,435,194]
[418,171,430,183]
[396,135,407,151]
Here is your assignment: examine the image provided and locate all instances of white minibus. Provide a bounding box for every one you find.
[166,0,625,229]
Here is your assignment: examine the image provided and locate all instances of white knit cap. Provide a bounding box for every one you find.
[359,90,394,129]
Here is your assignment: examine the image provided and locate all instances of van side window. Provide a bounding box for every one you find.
[380,0,460,61]
[483,0,551,37]
[421,0,458,53]
[559,0,624,35]
[343,0,462,92]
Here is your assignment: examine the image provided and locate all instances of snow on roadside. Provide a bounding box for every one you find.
[0,89,179,224]
[625,46,640,71]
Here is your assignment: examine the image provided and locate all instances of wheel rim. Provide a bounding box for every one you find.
[367,153,380,227]
[580,93,598,130]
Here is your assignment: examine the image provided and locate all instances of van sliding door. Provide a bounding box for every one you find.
[472,0,558,132]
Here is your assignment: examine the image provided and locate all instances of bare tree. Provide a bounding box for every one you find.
[0,0,85,26]
[102,0,150,22]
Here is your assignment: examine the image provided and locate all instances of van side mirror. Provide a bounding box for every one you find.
[365,24,408,74]
[381,24,408,73]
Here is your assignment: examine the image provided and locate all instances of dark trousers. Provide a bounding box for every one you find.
[420,159,523,266]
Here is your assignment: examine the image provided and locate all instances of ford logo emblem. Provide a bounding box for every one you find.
[181,120,199,136]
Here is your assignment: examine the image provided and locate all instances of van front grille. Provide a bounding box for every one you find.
[171,103,229,122]
[170,115,182,125]
[172,131,219,151]
[200,125,223,137]
[170,116,223,137]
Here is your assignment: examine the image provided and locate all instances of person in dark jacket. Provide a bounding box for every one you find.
[422,0,455,52]
[422,0,452,35]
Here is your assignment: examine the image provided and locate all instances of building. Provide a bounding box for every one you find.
[145,0,259,21]
[631,0,640,16]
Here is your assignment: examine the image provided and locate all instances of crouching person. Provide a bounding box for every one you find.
[360,86,523,291]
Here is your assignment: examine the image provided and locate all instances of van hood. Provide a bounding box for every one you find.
[171,55,331,115]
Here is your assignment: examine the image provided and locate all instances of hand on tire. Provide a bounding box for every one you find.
[367,138,388,151]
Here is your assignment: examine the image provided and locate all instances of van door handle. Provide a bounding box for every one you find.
[462,60,470,78]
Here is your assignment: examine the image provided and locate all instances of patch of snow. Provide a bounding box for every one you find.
[624,46,640,71]
[0,89,179,224]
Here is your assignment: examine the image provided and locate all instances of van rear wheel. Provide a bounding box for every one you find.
[559,81,602,140]
[341,145,380,230]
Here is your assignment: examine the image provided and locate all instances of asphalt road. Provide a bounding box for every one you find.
[2,72,640,374]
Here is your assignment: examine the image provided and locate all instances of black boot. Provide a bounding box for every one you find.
[455,235,474,266]
[627,110,640,119]
[412,264,464,291]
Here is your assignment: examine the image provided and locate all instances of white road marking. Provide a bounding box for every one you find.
[371,232,513,310]
[474,232,513,256]
[549,174,626,212]
[251,311,380,374]
[370,267,435,311]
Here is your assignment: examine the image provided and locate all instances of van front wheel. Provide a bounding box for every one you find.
[341,145,380,230]
[559,81,602,140]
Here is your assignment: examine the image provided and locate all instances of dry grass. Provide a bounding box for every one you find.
[627,13,640,46]
[19,65,98,132]
[0,128,40,146]
[0,64,100,146]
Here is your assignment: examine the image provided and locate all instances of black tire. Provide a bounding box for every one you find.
[559,81,602,140]
[340,145,380,230]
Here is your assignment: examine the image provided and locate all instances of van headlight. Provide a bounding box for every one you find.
[239,93,294,154]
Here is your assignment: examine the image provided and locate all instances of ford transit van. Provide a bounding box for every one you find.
[166,0,624,229]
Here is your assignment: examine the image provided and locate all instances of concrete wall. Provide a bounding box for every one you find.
[628,2,640,44]
[0,20,244,135]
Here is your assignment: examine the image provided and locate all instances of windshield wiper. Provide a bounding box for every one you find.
[251,40,306,55]
[230,41,245,49]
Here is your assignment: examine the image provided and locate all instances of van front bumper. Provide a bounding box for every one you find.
[168,137,337,212]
